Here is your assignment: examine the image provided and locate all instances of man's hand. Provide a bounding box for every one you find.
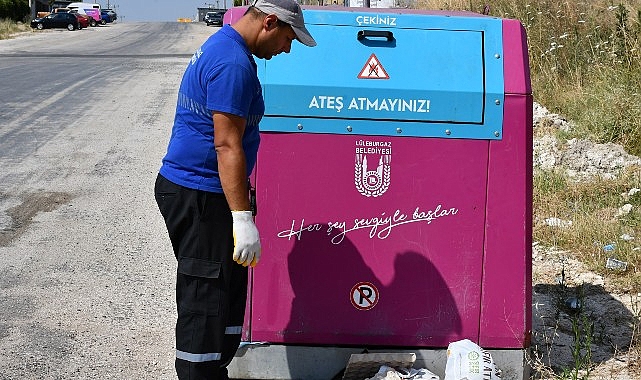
[232,210,261,267]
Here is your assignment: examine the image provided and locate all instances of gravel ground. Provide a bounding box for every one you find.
[0,23,214,379]
[0,69,180,378]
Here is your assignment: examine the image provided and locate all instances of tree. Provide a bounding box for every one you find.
[0,0,30,21]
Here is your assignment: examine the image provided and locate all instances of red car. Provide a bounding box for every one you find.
[72,13,90,29]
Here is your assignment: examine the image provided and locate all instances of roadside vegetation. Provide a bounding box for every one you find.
[0,0,30,40]
[0,18,30,39]
[0,0,29,21]
[419,0,641,378]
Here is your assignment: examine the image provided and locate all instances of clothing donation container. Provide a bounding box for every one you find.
[227,6,533,380]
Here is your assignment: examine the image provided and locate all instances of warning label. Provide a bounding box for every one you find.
[358,54,389,79]
[350,282,379,310]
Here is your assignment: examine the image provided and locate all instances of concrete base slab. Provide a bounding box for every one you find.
[228,343,530,380]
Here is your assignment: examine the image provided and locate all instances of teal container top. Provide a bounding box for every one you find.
[258,7,505,139]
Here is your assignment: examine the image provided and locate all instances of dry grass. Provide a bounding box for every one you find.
[533,167,641,287]
[0,18,30,40]
[418,0,641,155]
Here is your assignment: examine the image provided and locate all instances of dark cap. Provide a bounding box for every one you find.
[252,0,317,47]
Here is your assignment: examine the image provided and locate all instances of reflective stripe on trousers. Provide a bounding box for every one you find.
[175,326,242,363]
[176,350,221,363]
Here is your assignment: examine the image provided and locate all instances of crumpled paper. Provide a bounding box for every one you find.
[365,365,440,380]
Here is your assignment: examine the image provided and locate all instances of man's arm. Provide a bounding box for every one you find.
[213,111,261,267]
[214,111,250,211]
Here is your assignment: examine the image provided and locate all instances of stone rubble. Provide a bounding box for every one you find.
[531,102,641,379]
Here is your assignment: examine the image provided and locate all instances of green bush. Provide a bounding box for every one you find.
[0,0,29,22]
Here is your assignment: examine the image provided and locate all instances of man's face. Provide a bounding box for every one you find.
[256,16,296,60]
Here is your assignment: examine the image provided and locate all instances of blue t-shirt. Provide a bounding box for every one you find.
[160,25,264,193]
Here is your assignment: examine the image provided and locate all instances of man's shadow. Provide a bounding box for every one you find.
[283,229,461,379]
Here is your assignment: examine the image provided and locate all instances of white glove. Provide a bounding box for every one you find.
[231,210,261,267]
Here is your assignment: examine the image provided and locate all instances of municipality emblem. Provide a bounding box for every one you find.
[354,140,392,197]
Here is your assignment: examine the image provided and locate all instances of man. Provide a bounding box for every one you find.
[154,1,316,379]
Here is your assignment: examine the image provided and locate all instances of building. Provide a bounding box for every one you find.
[32,0,73,17]
[33,0,50,15]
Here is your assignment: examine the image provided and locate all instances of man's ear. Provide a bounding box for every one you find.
[263,14,279,30]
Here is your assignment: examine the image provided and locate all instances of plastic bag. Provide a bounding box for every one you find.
[365,365,440,380]
[444,339,501,380]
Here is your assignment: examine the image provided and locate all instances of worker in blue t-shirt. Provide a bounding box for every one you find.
[154,0,316,379]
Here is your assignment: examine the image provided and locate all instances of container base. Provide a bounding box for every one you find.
[227,343,531,380]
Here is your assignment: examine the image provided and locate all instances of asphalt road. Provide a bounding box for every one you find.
[0,22,215,379]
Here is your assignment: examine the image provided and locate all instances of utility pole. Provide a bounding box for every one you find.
[30,0,36,20]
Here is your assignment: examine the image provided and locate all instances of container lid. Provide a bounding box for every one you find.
[258,8,505,140]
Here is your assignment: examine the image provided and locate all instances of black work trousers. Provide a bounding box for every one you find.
[155,174,248,380]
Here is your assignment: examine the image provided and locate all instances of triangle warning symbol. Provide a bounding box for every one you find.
[358,54,390,79]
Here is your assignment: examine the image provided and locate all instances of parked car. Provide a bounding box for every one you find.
[75,12,93,27]
[72,12,89,29]
[69,9,96,26]
[102,8,117,21]
[204,11,224,26]
[30,12,80,31]
[99,11,113,24]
